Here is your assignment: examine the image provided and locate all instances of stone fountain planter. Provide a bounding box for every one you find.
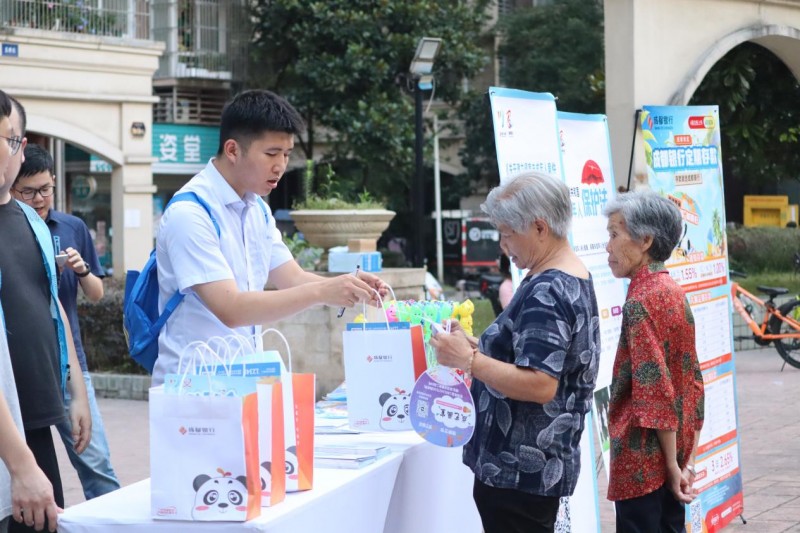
[290,209,396,250]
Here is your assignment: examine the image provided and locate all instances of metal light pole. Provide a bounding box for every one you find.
[433,115,444,284]
[408,37,442,269]
[414,82,425,268]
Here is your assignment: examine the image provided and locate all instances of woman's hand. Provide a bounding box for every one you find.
[429,331,474,372]
[666,462,693,503]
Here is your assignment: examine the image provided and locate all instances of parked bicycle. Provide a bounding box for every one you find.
[730,270,800,369]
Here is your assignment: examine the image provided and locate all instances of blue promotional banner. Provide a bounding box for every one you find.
[642,105,743,532]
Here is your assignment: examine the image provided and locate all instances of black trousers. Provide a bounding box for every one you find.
[8,427,63,533]
[615,483,687,533]
[473,477,560,533]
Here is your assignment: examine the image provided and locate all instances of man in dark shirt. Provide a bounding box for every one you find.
[13,144,120,500]
[0,94,91,533]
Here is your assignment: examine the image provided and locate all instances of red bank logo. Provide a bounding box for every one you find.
[179,426,187,435]
[688,115,714,129]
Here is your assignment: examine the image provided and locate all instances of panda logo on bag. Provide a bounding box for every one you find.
[261,446,300,494]
[192,471,248,520]
[379,389,410,430]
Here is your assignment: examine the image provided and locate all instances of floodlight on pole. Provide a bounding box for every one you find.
[409,37,442,270]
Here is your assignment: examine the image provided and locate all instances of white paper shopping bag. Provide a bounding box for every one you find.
[149,387,260,521]
[342,322,427,431]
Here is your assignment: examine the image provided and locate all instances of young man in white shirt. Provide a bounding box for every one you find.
[152,90,387,385]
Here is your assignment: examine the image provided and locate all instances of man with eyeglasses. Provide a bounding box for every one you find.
[0,90,91,533]
[13,144,120,502]
[0,135,21,158]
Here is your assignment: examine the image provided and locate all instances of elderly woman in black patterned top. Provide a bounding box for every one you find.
[430,172,601,533]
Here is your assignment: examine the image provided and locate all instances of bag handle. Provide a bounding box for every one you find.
[356,288,391,330]
[178,339,220,375]
[260,328,293,374]
[176,340,219,395]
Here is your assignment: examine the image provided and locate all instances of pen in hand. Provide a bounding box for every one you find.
[337,265,361,318]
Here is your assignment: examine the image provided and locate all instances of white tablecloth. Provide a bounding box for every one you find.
[59,432,481,533]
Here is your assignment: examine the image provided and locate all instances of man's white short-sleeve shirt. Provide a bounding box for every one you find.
[152,160,292,385]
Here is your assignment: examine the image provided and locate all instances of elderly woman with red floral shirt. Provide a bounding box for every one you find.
[604,191,705,533]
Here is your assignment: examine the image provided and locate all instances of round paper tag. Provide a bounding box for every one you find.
[409,366,476,447]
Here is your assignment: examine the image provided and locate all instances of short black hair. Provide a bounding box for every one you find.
[0,90,11,119]
[217,90,304,155]
[9,95,26,135]
[17,144,54,182]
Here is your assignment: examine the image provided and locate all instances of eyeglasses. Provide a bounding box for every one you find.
[14,184,55,200]
[0,134,22,156]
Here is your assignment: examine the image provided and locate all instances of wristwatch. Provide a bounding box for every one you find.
[76,261,92,278]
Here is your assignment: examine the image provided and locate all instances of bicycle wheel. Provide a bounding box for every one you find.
[769,299,800,369]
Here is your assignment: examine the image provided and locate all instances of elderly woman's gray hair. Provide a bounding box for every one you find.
[480,172,572,239]
[603,191,682,262]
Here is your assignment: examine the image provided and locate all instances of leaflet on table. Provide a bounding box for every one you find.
[314,444,390,459]
[314,454,377,470]
[163,374,278,396]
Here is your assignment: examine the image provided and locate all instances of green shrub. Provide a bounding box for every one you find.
[78,277,146,375]
[727,226,800,273]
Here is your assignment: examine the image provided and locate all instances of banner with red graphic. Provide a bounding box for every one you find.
[642,105,743,532]
[557,112,628,479]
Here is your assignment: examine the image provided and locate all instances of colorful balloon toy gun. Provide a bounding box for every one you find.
[452,299,475,336]
[383,301,399,322]
[438,301,453,323]
[395,301,412,323]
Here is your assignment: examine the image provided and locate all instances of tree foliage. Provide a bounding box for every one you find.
[497,0,604,113]
[458,0,604,188]
[249,0,490,209]
[690,42,800,189]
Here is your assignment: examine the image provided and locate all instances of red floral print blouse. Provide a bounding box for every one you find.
[607,262,705,501]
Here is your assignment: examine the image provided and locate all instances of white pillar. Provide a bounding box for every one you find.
[605,0,637,190]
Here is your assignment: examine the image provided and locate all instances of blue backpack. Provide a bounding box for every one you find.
[123,192,268,373]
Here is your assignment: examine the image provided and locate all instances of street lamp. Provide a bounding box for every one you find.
[409,37,442,269]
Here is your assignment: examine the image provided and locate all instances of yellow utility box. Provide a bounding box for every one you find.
[743,195,794,227]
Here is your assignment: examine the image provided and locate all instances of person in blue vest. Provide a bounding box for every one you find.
[12,144,121,501]
[152,89,388,386]
[0,92,91,533]
[0,90,60,533]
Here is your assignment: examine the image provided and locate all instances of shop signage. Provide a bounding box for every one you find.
[152,123,218,174]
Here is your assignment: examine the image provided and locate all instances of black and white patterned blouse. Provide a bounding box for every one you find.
[463,269,601,497]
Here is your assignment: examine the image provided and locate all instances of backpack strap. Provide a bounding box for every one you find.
[256,196,270,225]
[167,192,269,235]
[168,192,221,237]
